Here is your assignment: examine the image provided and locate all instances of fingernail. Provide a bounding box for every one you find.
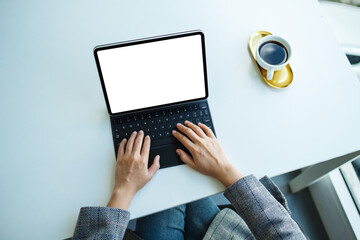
[172,130,176,134]
[133,131,137,135]
[122,138,127,142]
[139,130,143,134]
[176,149,180,155]
[146,135,150,139]
[185,120,189,124]
[177,123,181,126]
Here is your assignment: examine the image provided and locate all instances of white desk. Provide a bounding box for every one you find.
[0,0,359,239]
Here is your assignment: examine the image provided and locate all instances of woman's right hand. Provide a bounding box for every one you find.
[172,121,243,187]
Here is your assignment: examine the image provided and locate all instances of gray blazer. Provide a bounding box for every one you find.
[71,175,306,239]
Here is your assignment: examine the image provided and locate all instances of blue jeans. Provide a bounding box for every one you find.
[135,197,220,240]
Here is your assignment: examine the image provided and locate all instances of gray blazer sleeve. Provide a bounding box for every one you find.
[224,175,306,240]
[71,207,130,240]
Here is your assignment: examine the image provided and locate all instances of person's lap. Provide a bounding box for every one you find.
[136,204,186,240]
[135,197,219,240]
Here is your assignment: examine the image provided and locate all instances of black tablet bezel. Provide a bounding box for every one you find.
[93,30,209,116]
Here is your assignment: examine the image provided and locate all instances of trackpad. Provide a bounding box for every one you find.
[149,144,185,169]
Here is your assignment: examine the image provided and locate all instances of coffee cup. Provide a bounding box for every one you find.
[255,35,292,80]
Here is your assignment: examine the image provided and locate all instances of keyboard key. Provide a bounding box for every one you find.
[204,109,209,116]
[160,125,165,130]
[150,133,157,139]
[189,119,195,124]
[199,103,207,109]
[115,134,120,139]
[203,116,210,123]
[199,110,204,117]
[165,131,171,136]
[142,121,148,127]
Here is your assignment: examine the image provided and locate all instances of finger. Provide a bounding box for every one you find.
[141,135,151,157]
[176,149,195,169]
[148,155,160,178]
[198,123,216,138]
[176,123,201,143]
[125,131,138,153]
[117,138,127,158]
[172,129,194,151]
[184,120,206,138]
[133,130,144,154]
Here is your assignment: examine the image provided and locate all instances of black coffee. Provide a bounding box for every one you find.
[259,41,288,65]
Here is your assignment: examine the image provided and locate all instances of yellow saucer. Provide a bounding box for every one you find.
[248,31,293,88]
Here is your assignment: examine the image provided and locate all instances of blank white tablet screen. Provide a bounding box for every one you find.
[97,34,206,114]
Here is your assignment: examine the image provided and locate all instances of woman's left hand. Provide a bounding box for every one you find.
[107,130,160,210]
